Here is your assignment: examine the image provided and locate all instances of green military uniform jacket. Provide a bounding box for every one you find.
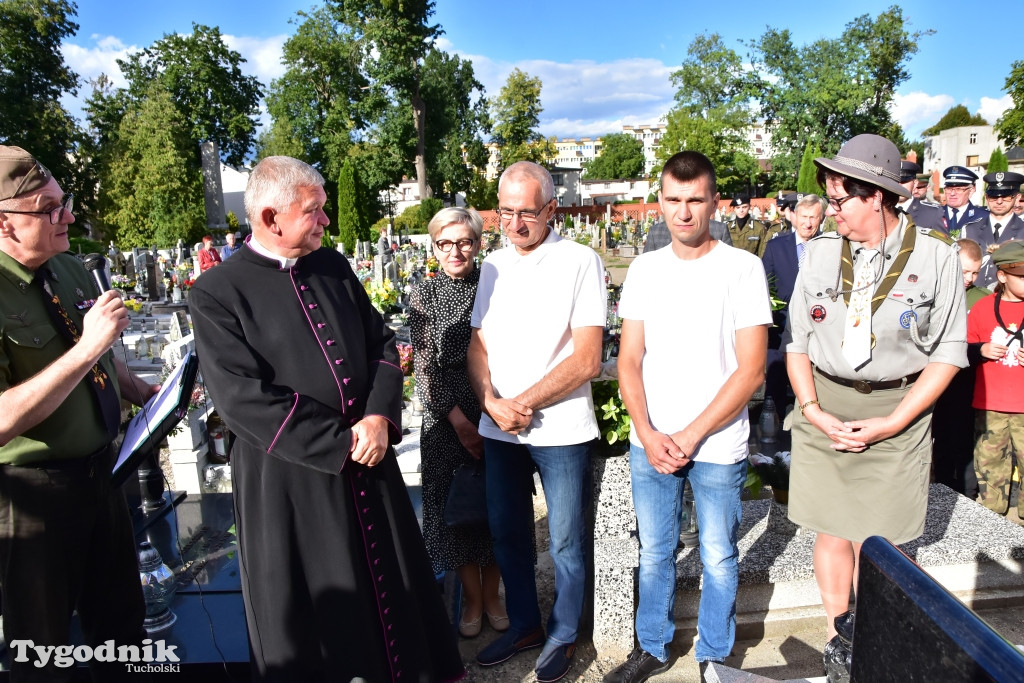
[0,251,119,465]
[728,217,767,256]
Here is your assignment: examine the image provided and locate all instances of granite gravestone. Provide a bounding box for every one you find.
[850,536,1024,682]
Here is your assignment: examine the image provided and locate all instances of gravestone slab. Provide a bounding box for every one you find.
[170,310,191,342]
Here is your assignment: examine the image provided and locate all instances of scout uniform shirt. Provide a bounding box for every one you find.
[783,216,968,381]
[0,251,120,465]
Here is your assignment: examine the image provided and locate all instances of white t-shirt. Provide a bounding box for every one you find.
[471,229,607,445]
[618,241,772,464]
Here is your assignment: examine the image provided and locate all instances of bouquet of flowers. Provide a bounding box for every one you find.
[364,278,400,313]
[111,274,136,291]
[396,343,413,376]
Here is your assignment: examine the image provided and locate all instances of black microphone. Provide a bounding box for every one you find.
[82,253,111,295]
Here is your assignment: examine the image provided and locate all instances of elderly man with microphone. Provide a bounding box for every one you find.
[0,145,157,680]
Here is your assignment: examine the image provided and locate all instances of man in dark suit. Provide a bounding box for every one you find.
[761,194,825,410]
[643,218,732,252]
[942,166,988,237]
[972,171,1024,287]
[897,161,945,231]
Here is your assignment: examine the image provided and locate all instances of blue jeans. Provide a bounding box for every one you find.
[484,437,592,646]
[630,443,746,662]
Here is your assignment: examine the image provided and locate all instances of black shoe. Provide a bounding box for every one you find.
[535,642,576,683]
[834,610,855,647]
[699,659,723,683]
[823,635,851,683]
[603,647,670,683]
[476,626,545,666]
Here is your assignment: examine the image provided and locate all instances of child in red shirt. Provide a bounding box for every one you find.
[967,241,1024,521]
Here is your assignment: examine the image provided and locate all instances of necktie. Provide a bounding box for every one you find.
[994,223,1002,242]
[842,249,878,370]
[797,242,806,269]
[36,270,122,438]
[951,208,960,227]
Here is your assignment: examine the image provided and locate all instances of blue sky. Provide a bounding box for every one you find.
[66,0,1017,141]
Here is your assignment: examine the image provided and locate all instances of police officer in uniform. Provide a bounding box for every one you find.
[973,171,1024,287]
[783,135,967,651]
[726,194,766,256]
[942,165,988,237]
[897,161,945,231]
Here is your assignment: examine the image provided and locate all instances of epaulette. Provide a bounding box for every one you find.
[921,228,954,245]
[919,199,941,208]
[810,231,840,241]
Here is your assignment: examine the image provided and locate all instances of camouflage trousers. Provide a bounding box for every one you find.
[973,410,1024,516]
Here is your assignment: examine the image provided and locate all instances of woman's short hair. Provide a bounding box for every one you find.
[245,156,325,225]
[427,207,484,241]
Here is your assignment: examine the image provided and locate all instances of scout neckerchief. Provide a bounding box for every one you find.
[839,221,917,314]
[36,268,121,438]
[993,293,1024,347]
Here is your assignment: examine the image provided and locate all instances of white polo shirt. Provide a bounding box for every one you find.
[471,229,606,445]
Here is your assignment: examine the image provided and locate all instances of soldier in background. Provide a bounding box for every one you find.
[726,195,766,256]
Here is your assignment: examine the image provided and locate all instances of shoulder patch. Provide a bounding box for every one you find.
[922,228,954,245]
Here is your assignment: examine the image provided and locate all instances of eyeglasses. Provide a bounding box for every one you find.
[826,194,856,212]
[0,193,74,224]
[497,207,546,223]
[944,186,972,193]
[434,238,477,253]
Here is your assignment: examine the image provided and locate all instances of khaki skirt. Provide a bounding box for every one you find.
[788,374,932,544]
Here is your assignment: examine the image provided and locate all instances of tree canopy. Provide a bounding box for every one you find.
[490,68,547,169]
[583,133,644,180]
[995,60,1024,148]
[748,5,931,187]
[117,24,264,167]
[921,105,988,137]
[658,33,760,195]
[0,0,88,217]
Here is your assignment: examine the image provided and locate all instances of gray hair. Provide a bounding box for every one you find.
[498,161,554,204]
[795,193,827,216]
[245,156,325,225]
[427,206,484,241]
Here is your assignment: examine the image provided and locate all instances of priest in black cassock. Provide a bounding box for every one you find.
[189,156,465,683]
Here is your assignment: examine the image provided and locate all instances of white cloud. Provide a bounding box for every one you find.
[223,34,288,84]
[62,35,138,89]
[978,94,1012,126]
[444,47,675,140]
[890,91,954,137]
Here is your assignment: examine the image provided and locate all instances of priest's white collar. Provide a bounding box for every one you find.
[248,235,299,269]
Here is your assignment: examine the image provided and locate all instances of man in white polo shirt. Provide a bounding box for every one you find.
[468,161,606,683]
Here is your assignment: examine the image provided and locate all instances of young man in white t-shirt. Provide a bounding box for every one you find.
[605,151,771,683]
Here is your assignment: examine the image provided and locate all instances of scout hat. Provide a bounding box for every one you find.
[0,145,52,201]
[900,160,922,183]
[992,241,1024,276]
[942,166,978,187]
[814,135,910,198]
[983,171,1023,197]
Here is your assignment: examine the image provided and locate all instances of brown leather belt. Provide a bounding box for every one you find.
[814,367,922,394]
